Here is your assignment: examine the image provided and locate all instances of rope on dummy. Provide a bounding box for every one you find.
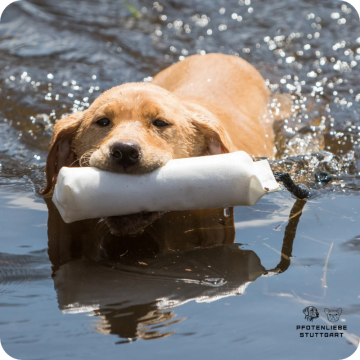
[272,170,332,200]
[272,171,310,199]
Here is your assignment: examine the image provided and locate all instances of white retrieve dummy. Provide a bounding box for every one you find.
[52,151,280,223]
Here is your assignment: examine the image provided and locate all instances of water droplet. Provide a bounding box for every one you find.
[224,208,230,218]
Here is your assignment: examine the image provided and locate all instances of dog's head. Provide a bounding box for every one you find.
[303,306,319,321]
[324,308,342,322]
[41,83,231,235]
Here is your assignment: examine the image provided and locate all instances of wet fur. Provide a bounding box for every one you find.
[42,53,281,236]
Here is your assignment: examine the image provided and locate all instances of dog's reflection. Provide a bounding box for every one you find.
[45,198,305,343]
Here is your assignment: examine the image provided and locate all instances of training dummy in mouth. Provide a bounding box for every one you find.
[52,151,280,223]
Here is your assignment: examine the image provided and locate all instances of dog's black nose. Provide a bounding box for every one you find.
[110,142,141,167]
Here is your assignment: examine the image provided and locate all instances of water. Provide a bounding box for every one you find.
[0,0,360,359]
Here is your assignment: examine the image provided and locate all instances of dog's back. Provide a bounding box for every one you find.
[153,53,274,157]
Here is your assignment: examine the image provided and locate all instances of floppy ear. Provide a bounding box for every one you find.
[337,308,342,315]
[40,112,83,195]
[190,113,233,155]
[324,308,330,315]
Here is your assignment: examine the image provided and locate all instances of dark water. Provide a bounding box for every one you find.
[0,0,360,359]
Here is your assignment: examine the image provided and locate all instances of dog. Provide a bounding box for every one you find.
[41,53,286,236]
[324,308,342,322]
[303,306,319,322]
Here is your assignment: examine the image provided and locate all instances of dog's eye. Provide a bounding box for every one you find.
[96,118,111,127]
[153,119,169,128]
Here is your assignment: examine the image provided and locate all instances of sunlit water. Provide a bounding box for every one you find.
[0,0,360,359]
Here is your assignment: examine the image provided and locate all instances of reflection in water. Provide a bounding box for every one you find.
[45,197,306,343]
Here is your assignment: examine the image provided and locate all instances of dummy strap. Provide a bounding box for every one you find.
[272,171,310,200]
[272,170,333,199]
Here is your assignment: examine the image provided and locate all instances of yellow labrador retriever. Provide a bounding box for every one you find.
[41,53,279,235]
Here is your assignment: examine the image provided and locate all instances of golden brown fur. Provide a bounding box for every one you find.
[42,53,278,235]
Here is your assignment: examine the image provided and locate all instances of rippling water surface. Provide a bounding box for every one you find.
[0,0,360,359]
